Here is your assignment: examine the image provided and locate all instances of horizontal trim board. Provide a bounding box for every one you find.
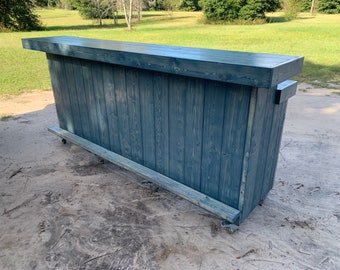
[48,126,241,224]
[22,36,303,88]
[275,80,298,104]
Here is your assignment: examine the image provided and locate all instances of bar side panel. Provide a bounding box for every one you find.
[240,87,289,222]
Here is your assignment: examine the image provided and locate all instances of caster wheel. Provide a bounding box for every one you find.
[221,220,239,233]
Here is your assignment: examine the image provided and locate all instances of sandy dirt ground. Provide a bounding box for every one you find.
[0,85,339,270]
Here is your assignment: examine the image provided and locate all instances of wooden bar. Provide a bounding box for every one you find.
[23,36,303,226]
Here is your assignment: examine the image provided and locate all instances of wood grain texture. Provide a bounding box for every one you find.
[23,36,304,88]
[126,68,143,163]
[240,87,271,221]
[114,66,131,159]
[91,62,111,149]
[238,86,289,222]
[81,60,101,145]
[200,81,226,199]
[168,75,186,182]
[139,70,156,168]
[44,56,293,225]
[103,64,121,153]
[153,73,170,176]
[31,38,303,225]
[62,57,83,137]
[184,78,204,190]
[46,54,74,132]
[261,101,288,200]
[71,58,91,140]
[218,85,251,209]
[276,80,298,104]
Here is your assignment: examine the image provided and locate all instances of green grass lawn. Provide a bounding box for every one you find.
[0,9,339,97]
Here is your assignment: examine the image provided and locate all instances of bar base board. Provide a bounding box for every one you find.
[48,126,241,224]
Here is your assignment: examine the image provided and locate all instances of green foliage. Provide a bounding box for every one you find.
[199,0,281,23]
[58,0,78,9]
[318,0,340,13]
[239,0,268,20]
[282,0,304,20]
[263,0,282,12]
[74,0,95,19]
[1,10,339,97]
[34,0,77,8]
[0,0,43,31]
[180,0,201,11]
[163,0,183,11]
[34,0,49,6]
[199,0,241,22]
[154,0,183,11]
[73,0,116,23]
[300,0,313,12]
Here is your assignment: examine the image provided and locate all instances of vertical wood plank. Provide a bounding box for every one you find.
[139,70,156,169]
[125,68,143,163]
[81,61,101,145]
[91,62,110,149]
[46,54,67,130]
[63,57,83,137]
[71,58,91,141]
[238,87,257,219]
[261,101,288,199]
[153,73,170,175]
[200,81,226,199]
[251,88,276,208]
[103,64,121,154]
[183,78,204,190]
[52,55,74,133]
[218,85,252,208]
[240,87,268,221]
[168,75,186,182]
[114,66,131,159]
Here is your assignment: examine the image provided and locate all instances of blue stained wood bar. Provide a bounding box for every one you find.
[22,36,303,226]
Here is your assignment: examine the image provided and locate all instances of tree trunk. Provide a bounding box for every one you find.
[138,1,142,21]
[113,11,118,25]
[121,0,133,30]
[128,0,133,29]
[96,0,103,26]
[310,0,317,16]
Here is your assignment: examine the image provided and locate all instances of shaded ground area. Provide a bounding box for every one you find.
[0,85,339,269]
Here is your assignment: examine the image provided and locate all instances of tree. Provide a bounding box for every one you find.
[199,0,241,22]
[0,0,42,31]
[199,0,281,23]
[180,0,201,11]
[121,0,133,30]
[282,0,304,20]
[74,0,138,29]
[163,0,182,13]
[239,0,281,20]
[74,0,117,25]
[310,0,317,15]
[318,0,340,13]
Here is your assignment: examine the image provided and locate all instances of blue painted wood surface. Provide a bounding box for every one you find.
[22,36,303,88]
[23,37,303,225]
[276,80,298,104]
